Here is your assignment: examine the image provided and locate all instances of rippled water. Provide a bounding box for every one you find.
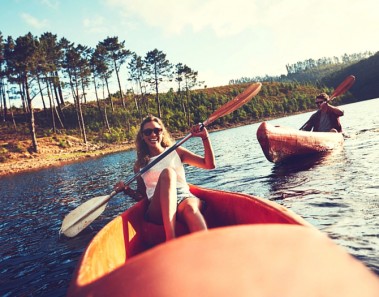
[1,98,378,296]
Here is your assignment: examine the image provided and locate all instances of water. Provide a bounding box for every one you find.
[1,98,378,296]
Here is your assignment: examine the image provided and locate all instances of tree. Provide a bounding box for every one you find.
[0,31,7,121]
[38,32,66,129]
[60,39,89,144]
[93,44,115,111]
[174,63,186,115]
[38,33,64,106]
[128,53,148,117]
[90,47,111,132]
[175,63,201,126]
[98,37,131,109]
[5,33,40,152]
[144,49,172,118]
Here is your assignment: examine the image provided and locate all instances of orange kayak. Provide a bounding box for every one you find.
[257,121,344,163]
[67,185,379,297]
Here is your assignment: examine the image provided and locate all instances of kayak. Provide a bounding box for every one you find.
[67,185,379,297]
[256,121,344,163]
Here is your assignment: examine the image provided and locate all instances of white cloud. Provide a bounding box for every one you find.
[83,15,108,33]
[105,0,259,37]
[104,0,379,54]
[20,13,49,29]
[40,0,59,10]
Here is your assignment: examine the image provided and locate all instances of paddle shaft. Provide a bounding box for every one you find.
[124,132,194,186]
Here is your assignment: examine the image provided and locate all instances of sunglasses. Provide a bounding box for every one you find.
[315,101,325,105]
[142,128,163,136]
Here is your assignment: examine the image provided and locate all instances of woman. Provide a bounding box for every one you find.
[114,115,216,241]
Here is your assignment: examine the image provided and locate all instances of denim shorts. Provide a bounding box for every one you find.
[177,187,196,204]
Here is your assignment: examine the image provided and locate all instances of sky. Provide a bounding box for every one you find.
[1,0,378,94]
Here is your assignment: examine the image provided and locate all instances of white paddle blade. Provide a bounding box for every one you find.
[60,194,111,237]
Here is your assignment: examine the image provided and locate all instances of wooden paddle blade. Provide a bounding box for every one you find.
[203,82,262,126]
[60,194,112,237]
[330,75,355,100]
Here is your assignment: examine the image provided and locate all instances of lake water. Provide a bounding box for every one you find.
[1,98,378,296]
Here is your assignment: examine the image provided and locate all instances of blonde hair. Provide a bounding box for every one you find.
[135,115,173,168]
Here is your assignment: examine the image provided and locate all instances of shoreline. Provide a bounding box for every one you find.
[0,116,285,178]
[0,139,135,178]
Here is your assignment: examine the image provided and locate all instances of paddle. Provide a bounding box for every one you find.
[300,75,355,130]
[329,75,355,101]
[60,82,262,237]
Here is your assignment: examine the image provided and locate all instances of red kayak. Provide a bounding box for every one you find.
[256,121,344,163]
[67,185,379,297]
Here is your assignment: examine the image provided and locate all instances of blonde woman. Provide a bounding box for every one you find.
[114,115,215,241]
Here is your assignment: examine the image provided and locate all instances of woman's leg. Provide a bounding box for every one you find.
[177,198,207,233]
[145,168,178,241]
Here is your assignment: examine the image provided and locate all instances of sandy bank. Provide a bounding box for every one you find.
[0,136,134,177]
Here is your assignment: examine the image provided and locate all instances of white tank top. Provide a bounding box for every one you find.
[141,148,189,199]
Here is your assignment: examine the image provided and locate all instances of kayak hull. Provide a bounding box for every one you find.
[67,185,379,297]
[256,121,344,163]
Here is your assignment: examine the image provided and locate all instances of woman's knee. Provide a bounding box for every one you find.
[159,168,177,184]
[180,200,200,217]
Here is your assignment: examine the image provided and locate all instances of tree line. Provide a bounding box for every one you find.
[229,51,374,85]
[1,78,359,153]
[0,31,202,152]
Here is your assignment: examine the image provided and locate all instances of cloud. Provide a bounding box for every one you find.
[20,13,49,29]
[40,0,59,10]
[104,0,379,52]
[83,15,108,34]
[105,0,259,37]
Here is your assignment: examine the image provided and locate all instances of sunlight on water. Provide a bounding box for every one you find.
[1,98,378,296]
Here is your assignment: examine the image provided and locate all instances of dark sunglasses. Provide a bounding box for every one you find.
[315,101,325,105]
[142,128,163,136]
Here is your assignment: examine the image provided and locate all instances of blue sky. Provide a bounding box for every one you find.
[1,0,378,92]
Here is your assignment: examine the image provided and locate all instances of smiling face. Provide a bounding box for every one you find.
[136,116,173,166]
[142,120,164,151]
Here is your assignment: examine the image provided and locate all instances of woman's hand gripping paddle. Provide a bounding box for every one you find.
[60,82,262,237]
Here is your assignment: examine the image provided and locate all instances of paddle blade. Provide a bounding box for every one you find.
[330,75,355,100]
[60,194,112,237]
[203,82,262,126]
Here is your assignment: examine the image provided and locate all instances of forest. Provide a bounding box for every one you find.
[0,30,378,158]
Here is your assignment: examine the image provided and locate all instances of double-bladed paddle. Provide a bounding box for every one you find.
[300,75,355,130]
[60,82,262,237]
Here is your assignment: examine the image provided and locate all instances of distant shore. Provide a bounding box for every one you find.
[0,138,135,178]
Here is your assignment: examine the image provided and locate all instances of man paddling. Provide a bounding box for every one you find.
[300,93,344,132]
